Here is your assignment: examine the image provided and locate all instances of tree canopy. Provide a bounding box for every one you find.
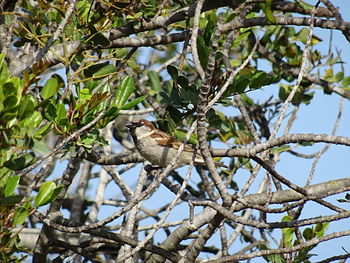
[1,0,350,262]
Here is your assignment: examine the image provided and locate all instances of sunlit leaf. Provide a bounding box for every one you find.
[35,181,58,207]
[93,64,117,78]
[4,176,20,197]
[114,76,135,108]
[315,222,328,237]
[265,0,277,24]
[23,111,43,128]
[32,140,50,154]
[120,95,147,110]
[270,145,291,153]
[41,78,58,99]
[174,130,198,145]
[297,0,314,10]
[13,206,30,226]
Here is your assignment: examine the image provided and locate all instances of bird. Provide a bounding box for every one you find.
[126,119,226,169]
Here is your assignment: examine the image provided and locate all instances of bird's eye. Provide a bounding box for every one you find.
[136,122,144,127]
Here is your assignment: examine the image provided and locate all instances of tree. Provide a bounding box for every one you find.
[0,0,350,262]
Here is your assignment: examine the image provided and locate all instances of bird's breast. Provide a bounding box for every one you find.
[136,137,177,167]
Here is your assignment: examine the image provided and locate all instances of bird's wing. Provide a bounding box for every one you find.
[151,130,194,152]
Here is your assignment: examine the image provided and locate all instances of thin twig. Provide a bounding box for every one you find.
[190,0,205,79]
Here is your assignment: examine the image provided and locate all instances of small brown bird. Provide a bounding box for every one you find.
[126,119,226,168]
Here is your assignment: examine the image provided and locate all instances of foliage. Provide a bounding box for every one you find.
[0,0,349,262]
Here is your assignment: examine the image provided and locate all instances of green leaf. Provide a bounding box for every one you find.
[341,76,350,87]
[334,71,344,82]
[250,71,270,90]
[168,89,182,106]
[197,36,210,69]
[2,109,18,124]
[18,95,36,120]
[297,0,314,10]
[36,123,52,137]
[126,11,143,19]
[13,206,30,226]
[3,95,19,111]
[78,133,97,147]
[23,111,43,128]
[282,227,294,247]
[78,88,92,101]
[315,222,328,237]
[240,93,254,106]
[203,20,215,46]
[279,84,290,101]
[41,78,58,99]
[0,195,24,207]
[32,140,50,154]
[180,84,198,104]
[265,0,277,24]
[133,21,141,29]
[177,75,189,89]
[167,65,178,81]
[58,117,69,126]
[103,106,119,119]
[294,28,309,44]
[90,32,110,46]
[56,103,67,123]
[84,61,109,77]
[43,102,57,121]
[225,77,250,95]
[120,95,147,110]
[0,173,10,188]
[303,227,314,241]
[81,115,95,127]
[148,71,161,92]
[299,91,314,105]
[23,135,34,148]
[4,153,36,171]
[50,186,63,203]
[299,141,314,146]
[282,215,292,222]
[35,181,56,207]
[270,145,291,153]
[207,109,228,131]
[266,254,285,263]
[4,176,20,197]
[114,76,135,108]
[167,107,182,123]
[93,64,117,78]
[174,130,198,145]
[232,30,251,48]
[0,53,6,69]
[258,244,268,251]
[3,81,18,96]
[337,198,350,203]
